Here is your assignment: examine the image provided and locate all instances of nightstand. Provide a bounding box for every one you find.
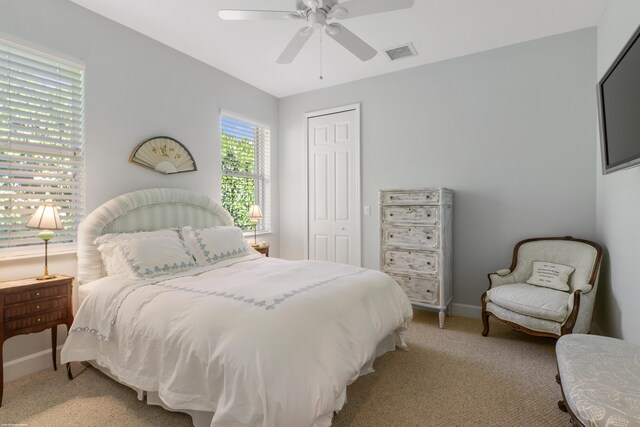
[253,244,270,257]
[0,275,74,406]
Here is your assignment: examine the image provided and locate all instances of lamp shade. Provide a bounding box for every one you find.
[248,204,263,221]
[27,204,62,230]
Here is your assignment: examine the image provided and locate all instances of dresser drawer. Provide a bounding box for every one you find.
[4,309,67,333]
[381,190,439,205]
[383,225,438,249]
[4,284,67,305]
[391,275,439,305]
[383,250,438,275]
[4,297,68,321]
[382,206,438,224]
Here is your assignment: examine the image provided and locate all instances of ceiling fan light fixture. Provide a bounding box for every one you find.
[325,24,340,36]
[308,11,327,29]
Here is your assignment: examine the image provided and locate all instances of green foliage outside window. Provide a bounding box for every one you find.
[221,133,257,230]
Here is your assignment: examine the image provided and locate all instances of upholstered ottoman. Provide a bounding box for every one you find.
[556,334,640,426]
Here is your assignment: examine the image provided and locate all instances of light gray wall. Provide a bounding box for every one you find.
[279,28,597,309]
[0,0,279,378]
[594,1,640,342]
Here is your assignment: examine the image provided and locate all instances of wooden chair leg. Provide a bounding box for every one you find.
[558,399,568,413]
[482,312,490,336]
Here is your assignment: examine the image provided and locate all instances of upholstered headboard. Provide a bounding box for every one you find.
[77,188,233,285]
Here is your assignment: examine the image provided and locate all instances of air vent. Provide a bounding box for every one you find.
[384,43,418,61]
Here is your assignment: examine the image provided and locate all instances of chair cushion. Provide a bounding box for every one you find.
[557,334,640,426]
[486,283,569,322]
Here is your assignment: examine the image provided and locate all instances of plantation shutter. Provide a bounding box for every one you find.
[220,114,270,232]
[0,41,85,255]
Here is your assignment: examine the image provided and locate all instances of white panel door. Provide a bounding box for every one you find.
[307,107,360,266]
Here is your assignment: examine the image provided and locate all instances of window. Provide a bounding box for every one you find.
[220,113,270,233]
[0,41,85,256]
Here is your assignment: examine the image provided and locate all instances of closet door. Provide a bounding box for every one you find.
[307,107,360,266]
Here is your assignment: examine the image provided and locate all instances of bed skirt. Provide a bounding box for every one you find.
[86,330,406,427]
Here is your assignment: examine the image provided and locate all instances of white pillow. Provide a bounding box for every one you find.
[182,226,253,266]
[526,261,575,292]
[96,230,197,278]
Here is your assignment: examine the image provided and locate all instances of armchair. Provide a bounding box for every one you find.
[481,237,602,338]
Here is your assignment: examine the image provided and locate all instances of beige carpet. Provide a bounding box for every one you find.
[1,310,570,426]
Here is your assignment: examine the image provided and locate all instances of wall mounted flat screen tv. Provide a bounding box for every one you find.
[598,23,640,174]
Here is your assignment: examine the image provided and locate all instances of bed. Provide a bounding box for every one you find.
[61,188,413,427]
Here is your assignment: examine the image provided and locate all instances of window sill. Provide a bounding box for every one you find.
[242,230,272,238]
[0,247,77,262]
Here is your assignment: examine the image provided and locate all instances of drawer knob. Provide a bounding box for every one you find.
[36,292,40,296]
[390,213,394,216]
[390,234,394,238]
[37,318,41,322]
[390,258,394,262]
[36,305,40,309]
[427,262,431,265]
[427,236,431,240]
[427,214,431,217]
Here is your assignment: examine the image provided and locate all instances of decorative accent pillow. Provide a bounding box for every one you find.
[526,261,575,292]
[182,226,253,266]
[96,230,197,278]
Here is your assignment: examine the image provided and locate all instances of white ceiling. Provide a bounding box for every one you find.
[69,0,609,98]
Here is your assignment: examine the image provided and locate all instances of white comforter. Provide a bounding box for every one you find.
[62,255,413,427]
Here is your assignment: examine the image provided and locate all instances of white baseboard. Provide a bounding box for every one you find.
[3,345,62,383]
[413,303,482,319]
[451,303,482,319]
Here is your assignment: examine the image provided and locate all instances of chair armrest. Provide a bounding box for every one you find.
[573,282,593,294]
[488,269,515,288]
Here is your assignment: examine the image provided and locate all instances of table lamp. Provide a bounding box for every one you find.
[247,204,262,247]
[27,204,62,280]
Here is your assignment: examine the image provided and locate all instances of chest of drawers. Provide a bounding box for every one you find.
[380,188,453,328]
[0,275,74,406]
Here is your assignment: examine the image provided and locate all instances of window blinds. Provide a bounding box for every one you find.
[0,42,85,254]
[220,114,270,232]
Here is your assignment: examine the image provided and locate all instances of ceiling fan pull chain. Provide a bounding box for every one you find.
[319,30,324,80]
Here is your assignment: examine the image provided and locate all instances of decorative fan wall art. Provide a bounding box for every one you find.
[129,136,197,175]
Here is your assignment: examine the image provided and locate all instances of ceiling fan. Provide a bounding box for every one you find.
[219,0,415,64]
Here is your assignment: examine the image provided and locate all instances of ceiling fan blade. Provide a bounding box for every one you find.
[325,23,376,61]
[333,0,414,19]
[277,28,315,64]
[218,10,300,20]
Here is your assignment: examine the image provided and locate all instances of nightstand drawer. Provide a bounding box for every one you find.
[4,309,67,333]
[4,284,67,305]
[4,297,68,321]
